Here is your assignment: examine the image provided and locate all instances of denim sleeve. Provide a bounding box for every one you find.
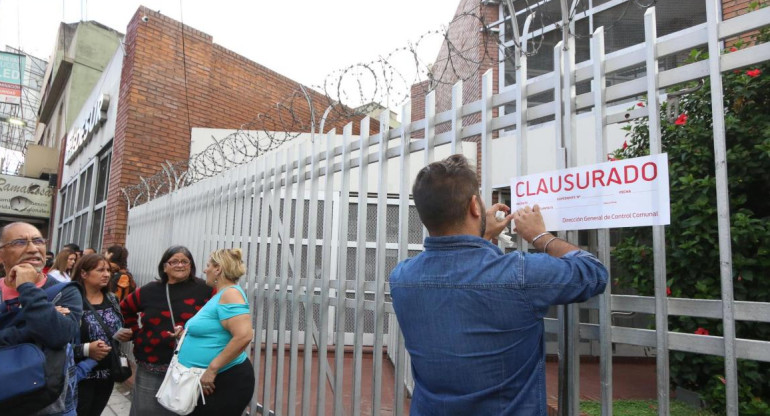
[521,250,608,318]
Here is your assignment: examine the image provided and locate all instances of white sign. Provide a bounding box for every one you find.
[65,94,109,164]
[510,154,670,231]
[0,175,53,219]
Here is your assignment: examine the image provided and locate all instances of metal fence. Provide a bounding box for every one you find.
[126,4,770,415]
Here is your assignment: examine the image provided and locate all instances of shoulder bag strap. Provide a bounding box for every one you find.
[165,283,176,329]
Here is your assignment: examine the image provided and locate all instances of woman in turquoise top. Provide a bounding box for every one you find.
[176,248,255,415]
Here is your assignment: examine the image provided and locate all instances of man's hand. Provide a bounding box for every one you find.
[483,203,515,241]
[55,306,71,316]
[6,264,42,290]
[512,205,547,243]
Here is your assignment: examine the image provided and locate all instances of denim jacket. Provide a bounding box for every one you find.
[390,235,608,415]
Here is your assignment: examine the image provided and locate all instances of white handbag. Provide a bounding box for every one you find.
[156,285,206,415]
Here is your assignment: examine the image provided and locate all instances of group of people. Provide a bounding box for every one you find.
[0,225,254,416]
[0,154,608,416]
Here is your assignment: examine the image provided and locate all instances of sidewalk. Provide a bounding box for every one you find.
[103,355,657,415]
[103,382,132,416]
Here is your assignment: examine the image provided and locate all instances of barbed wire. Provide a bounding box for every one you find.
[120,1,654,208]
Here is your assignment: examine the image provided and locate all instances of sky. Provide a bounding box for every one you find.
[0,0,460,93]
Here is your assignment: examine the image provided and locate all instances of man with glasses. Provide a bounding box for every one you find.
[0,222,84,416]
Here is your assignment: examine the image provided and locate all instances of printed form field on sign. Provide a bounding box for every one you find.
[510,154,671,231]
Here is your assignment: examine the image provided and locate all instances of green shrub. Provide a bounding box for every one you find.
[609,21,770,415]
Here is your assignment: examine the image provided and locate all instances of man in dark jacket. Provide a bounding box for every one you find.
[0,222,83,416]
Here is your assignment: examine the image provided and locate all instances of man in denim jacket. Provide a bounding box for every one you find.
[390,155,608,415]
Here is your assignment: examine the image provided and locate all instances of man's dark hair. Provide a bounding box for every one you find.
[63,243,81,253]
[107,245,129,269]
[157,245,196,283]
[72,254,110,293]
[412,154,480,235]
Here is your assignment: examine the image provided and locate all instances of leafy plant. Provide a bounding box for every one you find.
[609,18,770,415]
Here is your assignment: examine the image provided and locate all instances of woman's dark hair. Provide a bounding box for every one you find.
[157,245,196,283]
[107,245,129,269]
[72,253,110,294]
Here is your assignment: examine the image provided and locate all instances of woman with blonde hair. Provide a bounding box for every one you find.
[47,248,77,282]
[175,248,255,415]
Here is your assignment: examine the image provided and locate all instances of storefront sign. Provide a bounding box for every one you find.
[0,52,25,105]
[65,94,109,164]
[0,175,53,218]
[510,154,670,231]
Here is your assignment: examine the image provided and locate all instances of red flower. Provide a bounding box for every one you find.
[666,286,671,296]
[637,102,645,107]
[738,275,743,281]
[718,376,727,385]
[746,69,761,78]
[674,113,688,126]
[729,47,737,52]
[608,157,618,162]
[694,327,709,336]
[622,141,628,150]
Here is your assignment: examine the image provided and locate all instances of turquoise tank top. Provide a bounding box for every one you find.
[177,285,249,372]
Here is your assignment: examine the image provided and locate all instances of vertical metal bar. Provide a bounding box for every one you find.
[705,2,738,413]
[644,9,670,416]
[394,101,412,416]
[591,26,613,416]
[253,155,272,412]
[552,42,567,413]
[372,111,391,416]
[450,81,463,154]
[422,90,436,242]
[352,117,371,416]
[333,123,353,416]
[247,155,262,416]
[480,69,494,204]
[317,129,337,416]
[275,146,295,416]
[234,164,247,254]
[560,18,580,415]
[216,168,229,251]
[288,142,308,416]
[303,136,322,416]
[515,49,529,251]
[262,151,284,413]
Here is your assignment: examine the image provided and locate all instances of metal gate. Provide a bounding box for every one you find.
[126,3,770,415]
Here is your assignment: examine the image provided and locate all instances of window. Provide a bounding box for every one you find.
[498,0,707,120]
[57,147,112,251]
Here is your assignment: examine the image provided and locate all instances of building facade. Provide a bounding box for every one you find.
[45,6,344,251]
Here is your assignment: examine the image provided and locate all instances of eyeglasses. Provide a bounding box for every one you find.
[166,259,191,267]
[0,238,47,249]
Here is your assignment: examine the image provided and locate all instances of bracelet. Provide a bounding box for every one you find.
[543,236,559,253]
[530,232,550,248]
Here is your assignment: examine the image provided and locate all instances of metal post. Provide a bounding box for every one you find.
[644,9,670,416]
[705,1,738,413]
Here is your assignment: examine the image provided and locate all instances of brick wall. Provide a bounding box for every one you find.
[723,0,755,19]
[103,6,348,246]
[409,0,500,176]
